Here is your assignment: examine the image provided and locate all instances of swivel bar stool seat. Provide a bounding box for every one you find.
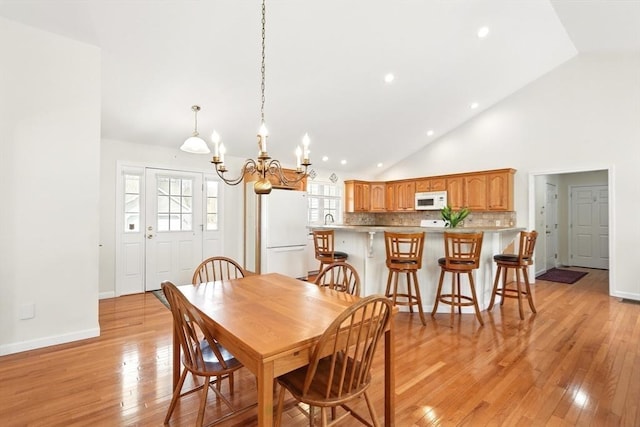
[384,231,427,326]
[488,230,538,319]
[312,230,348,273]
[432,231,484,326]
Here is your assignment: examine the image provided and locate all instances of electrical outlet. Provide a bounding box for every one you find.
[495,220,501,226]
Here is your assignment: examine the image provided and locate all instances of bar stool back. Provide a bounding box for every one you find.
[312,230,348,273]
[384,231,427,325]
[488,230,538,319]
[432,231,484,325]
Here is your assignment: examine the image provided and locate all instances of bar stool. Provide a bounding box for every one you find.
[432,231,484,326]
[488,230,538,319]
[384,231,427,325]
[312,230,348,273]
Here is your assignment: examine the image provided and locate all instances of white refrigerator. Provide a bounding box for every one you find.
[245,187,309,279]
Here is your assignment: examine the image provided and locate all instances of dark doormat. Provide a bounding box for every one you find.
[151,290,170,309]
[536,268,588,284]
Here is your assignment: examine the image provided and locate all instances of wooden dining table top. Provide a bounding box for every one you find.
[177,272,362,362]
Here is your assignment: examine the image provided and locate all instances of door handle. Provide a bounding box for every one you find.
[147,234,154,239]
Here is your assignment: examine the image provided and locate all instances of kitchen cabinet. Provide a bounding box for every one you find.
[388,181,415,211]
[415,178,446,193]
[487,170,514,210]
[465,174,487,210]
[446,177,465,209]
[370,183,386,212]
[344,180,370,212]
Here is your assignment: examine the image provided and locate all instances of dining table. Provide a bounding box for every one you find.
[173,272,396,427]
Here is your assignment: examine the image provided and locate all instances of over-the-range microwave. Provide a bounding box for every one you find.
[415,191,447,210]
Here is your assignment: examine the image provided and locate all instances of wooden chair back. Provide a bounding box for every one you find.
[192,256,246,284]
[312,230,336,264]
[442,232,484,271]
[161,281,235,375]
[384,231,425,270]
[517,230,538,265]
[301,295,392,404]
[314,262,361,296]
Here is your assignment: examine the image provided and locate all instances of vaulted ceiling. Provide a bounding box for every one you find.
[1,1,639,176]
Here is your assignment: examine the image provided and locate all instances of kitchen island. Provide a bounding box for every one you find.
[310,225,525,315]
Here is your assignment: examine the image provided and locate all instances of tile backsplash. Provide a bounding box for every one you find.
[344,211,516,228]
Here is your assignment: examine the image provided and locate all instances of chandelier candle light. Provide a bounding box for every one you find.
[182,0,311,195]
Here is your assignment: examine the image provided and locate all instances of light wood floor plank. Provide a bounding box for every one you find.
[1,267,639,426]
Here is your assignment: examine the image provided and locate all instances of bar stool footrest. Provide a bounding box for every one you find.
[437,293,476,307]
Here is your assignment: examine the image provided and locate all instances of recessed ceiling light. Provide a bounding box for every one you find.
[377,163,383,168]
[427,130,434,137]
[384,73,395,83]
[340,160,347,165]
[322,156,329,162]
[477,26,490,38]
[470,102,479,109]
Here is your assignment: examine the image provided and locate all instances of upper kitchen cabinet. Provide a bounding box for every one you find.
[370,182,386,212]
[388,180,415,211]
[344,180,370,212]
[446,169,514,211]
[415,177,446,193]
[487,169,515,211]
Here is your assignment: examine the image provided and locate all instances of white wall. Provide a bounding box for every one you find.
[0,18,101,355]
[99,139,246,296]
[378,53,640,300]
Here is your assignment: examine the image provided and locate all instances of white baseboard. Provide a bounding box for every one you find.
[99,291,115,300]
[0,327,100,356]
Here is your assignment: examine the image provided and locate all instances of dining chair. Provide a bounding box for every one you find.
[314,261,361,296]
[274,295,393,427]
[192,256,247,284]
[488,230,538,319]
[162,281,253,426]
[312,230,348,273]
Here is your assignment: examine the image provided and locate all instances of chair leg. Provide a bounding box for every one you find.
[320,407,328,427]
[165,369,189,424]
[500,267,508,306]
[523,267,537,313]
[196,375,211,427]
[275,383,286,427]
[410,271,427,325]
[405,272,414,314]
[432,270,445,316]
[363,390,381,427]
[488,265,502,310]
[515,268,524,320]
[384,270,393,297]
[450,273,456,326]
[468,272,484,326]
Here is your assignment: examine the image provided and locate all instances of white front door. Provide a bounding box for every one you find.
[571,185,609,269]
[545,183,558,271]
[144,169,204,291]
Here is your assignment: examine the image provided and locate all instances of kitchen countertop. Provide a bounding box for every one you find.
[309,224,523,233]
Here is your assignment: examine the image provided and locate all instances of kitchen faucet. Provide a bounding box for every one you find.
[324,213,335,225]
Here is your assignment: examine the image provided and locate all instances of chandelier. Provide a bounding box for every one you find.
[181,0,311,194]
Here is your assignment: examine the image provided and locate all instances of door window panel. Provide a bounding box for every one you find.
[157,176,193,231]
[124,174,141,232]
[206,180,219,230]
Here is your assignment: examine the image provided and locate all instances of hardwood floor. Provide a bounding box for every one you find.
[1,268,638,426]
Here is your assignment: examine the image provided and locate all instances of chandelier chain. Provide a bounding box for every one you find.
[260,0,266,126]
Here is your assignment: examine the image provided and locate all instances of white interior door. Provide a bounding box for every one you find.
[571,185,609,269]
[545,183,558,271]
[145,169,204,291]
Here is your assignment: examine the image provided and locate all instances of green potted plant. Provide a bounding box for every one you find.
[441,205,470,228]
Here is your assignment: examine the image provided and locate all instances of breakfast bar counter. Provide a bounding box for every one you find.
[310,225,525,315]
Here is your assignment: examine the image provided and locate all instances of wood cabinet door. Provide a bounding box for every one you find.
[446,177,464,209]
[464,175,487,210]
[430,178,446,191]
[370,183,386,212]
[385,183,396,211]
[415,179,430,193]
[395,181,415,210]
[354,182,370,211]
[487,171,513,210]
